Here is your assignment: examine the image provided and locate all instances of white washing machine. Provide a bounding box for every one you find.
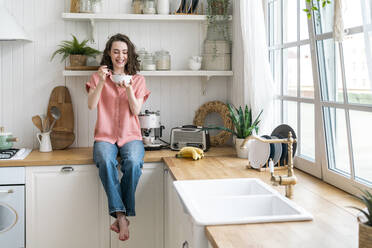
[0,167,25,248]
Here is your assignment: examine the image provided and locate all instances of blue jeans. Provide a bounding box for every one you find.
[93,140,144,218]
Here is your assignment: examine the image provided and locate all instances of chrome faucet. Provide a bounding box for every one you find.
[241,132,297,198]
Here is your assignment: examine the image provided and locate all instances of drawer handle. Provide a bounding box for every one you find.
[0,189,13,194]
[61,167,74,172]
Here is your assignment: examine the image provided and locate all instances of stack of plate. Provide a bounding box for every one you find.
[248,124,297,169]
[170,0,200,14]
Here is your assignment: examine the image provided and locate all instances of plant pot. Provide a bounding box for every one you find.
[235,138,248,159]
[359,222,372,248]
[69,55,87,67]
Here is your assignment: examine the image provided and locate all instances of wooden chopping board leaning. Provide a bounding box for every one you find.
[47,86,75,149]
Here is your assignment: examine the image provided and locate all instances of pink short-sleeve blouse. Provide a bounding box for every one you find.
[86,72,150,147]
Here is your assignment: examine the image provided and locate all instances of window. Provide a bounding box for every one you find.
[267,0,372,194]
[268,0,317,177]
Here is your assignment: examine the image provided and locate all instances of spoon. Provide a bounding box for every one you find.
[49,106,61,132]
[32,115,43,132]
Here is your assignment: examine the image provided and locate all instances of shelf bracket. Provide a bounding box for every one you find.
[89,18,97,43]
[201,76,211,95]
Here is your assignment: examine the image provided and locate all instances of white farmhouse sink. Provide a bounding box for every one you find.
[173,178,313,225]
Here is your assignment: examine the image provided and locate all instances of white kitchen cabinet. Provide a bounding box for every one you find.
[25,165,109,248]
[111,162,164,248]
[165,169,196,248]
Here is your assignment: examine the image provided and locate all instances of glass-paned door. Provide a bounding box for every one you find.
[314,1,372,193]
[268,0,320,177]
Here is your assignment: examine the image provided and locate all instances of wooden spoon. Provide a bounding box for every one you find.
[32,115,43,132]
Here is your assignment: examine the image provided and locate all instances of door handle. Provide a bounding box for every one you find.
[0,189,13,193]
[61,166,74,172]
[182,241,189,248]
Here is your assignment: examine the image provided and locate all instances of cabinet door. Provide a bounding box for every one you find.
[111,162,164,248]
[165,170,194,248]
[26,165,109,248]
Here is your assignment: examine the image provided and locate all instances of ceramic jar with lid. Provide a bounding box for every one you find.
[143,0,156,14]
[142,53,156,71]
[155,50,171,70]
[0,127,18,150]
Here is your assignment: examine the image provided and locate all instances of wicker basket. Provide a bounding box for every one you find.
[202,54,231,71]
[69,55,87,67]
[359,222,372,248]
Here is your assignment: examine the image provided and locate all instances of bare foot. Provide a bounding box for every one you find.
[110,219,119,233]
[110,217,130,234]
[117,214,130,241]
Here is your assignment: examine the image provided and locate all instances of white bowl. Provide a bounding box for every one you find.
[111,74,132,85]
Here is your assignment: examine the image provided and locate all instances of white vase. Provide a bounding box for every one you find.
[157,0,169,14]
[235,138,248,159]
[91,1,102,13]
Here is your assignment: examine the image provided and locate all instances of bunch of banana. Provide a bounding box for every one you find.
[175,147,205,160]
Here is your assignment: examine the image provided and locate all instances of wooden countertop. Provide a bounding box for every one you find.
[0,146,236,167]
[164,156,363,248]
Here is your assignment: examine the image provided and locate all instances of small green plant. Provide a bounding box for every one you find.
[303,0,331,19]
[207,104,263,139]
[51,34,100,62]
[350,188,372,226]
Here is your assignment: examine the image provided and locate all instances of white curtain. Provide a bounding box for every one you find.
[361,0,372,90]
[334,0,344,42]
[240,0,274,135]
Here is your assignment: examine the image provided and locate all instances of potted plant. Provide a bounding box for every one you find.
[206,104,263,158]
[51,34,100,67]
[350,189,372,247]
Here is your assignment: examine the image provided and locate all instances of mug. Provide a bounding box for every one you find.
[143,136,155,145]
[37,132,52,152]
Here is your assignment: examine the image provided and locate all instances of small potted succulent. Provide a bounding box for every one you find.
[206,103,263,158]
[350,189,372,247]
[51,35,100,67]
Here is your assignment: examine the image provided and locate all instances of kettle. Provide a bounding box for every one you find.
[0,127,19,150]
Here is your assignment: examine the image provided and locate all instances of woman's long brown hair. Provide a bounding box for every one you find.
[100,33,140,75]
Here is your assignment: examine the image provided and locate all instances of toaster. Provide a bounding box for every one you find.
[170,125,210,151]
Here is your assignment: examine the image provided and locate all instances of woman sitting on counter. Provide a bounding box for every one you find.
[86,33,150,242]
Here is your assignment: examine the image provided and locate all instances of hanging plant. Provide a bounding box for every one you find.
[303,0,331,19]
[206,0,231,41]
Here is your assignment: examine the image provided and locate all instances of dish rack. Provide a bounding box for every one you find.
[173,2,203,14]
[245,132,296,172]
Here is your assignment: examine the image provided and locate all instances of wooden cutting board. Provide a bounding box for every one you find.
[47,86,75,149]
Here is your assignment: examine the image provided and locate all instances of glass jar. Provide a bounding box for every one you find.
[132,0,143,14]
[142,53,156,71]
[155,50,171,70]
[91,0,102,13]
[137,48,148,70]
[80,0,92,13]
[143,0,156,14]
